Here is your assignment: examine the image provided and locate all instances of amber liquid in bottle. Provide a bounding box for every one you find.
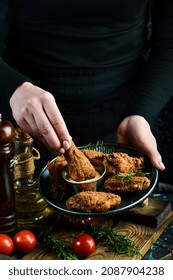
[13,128,50,224]
[14,176,49,224]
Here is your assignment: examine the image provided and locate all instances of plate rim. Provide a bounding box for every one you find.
[38,143,158,217]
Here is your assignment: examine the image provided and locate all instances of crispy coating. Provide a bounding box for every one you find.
[81,149,117,178]
[102,156,117,178]
[73,150,145,180]
[47,155,68,201]
[66,191,121,212]
[104,175,151,193]
[106,152,145,174]
[47,146,149,210]
[81,149,105,160]
[64,141,96,181]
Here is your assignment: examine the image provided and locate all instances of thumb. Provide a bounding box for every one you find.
[147,150,165,171]
[137,138,165,171]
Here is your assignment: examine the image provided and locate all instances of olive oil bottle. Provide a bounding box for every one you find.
[12,128,50,224]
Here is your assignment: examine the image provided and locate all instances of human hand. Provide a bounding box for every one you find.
[116,115,165,171]
[10,82,72,154]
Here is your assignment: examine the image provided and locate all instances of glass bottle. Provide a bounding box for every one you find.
[0,114,18,236]
[12,128,50,224]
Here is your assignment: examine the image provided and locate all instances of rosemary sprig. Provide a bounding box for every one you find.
[44,234,77,260]
[89,225,141,257]
[116,170,147,185]
[135,170,148,177]
[78,141,104,150]
[116,172,135,185]
[41,224,141,259]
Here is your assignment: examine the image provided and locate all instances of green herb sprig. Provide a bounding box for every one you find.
[41,224,141,259]
[116,170,147,185]
[45,234,77,260]
[88,225,141,257]
[78,141,104,150]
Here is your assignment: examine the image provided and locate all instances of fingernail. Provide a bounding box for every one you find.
[59,147,65,154]
[63,140,70,150]
[159,161,165,170]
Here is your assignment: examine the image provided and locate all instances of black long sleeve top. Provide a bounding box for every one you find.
[0,0,173,125]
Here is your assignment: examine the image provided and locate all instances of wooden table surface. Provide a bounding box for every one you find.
[19,197,173,260]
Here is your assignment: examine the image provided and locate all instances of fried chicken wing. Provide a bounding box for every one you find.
[81,149,105,160]
[47,155,68,201]
[104,175,151,193]
[64,141,97,181]
[66,191,121,212]
[106,152,145,174]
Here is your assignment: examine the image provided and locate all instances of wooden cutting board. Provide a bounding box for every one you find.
[119,197,172,227]
[87,211,173,260]
[21,200,173,260]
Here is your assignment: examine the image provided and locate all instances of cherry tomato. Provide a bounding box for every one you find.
[72,233,96,257]
[0,234,14,256]
[13,230,37,253]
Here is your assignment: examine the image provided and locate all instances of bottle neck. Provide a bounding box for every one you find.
[13,128,34,155]
[13,152,35,180]
[14,140,33,155]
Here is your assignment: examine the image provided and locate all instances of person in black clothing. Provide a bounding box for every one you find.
[0,0,173,173]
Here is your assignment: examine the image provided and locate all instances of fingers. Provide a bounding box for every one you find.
[149,152,165,171]
[116,115,165,171]
[135,136,165,171]
[19,118,54,151]
[41,94,72,151]
[10,82,72,153]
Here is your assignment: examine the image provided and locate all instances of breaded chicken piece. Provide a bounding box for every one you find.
[81,149,116,179]
[66,191,121,212]
[102,156,117,178]
[81,149,105,160]
[47,155,68,201]
[64,141,96,181]
[106,152,145,174]
[104,175,151,193]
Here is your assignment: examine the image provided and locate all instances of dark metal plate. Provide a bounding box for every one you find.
[38,144,158,216]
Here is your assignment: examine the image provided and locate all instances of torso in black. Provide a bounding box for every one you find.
[7,0,150,69]
[1,0,173,147]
